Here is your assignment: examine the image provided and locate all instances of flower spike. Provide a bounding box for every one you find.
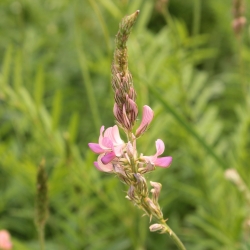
[88,11,186,250]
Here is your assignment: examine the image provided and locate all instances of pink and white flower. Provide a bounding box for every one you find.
[142,139,172,168]
[0,230,12,250]
[88,125,125,172]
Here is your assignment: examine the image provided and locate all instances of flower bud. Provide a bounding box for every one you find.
[113,164,131,185]
[127,185,140,204]
[134,173,148,197]
[149,223,166,233]
[138,161,155,174]
[150,181,162,204]
[144,197,163,219]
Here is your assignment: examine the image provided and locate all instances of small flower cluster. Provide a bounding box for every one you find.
[88,105,172,173]
[88,10,172,233]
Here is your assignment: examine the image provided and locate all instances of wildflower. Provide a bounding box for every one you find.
[141,139,172,168]
[88,125,125,172]
[87,10,186,250]
[0,230,12,250]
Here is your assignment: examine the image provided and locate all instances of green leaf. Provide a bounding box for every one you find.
[68,112,79,144]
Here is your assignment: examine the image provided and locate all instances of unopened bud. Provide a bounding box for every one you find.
[134,173,148,197]
[138,160,155,174]
[127,185,140,203]
[144,197,163,219]
[150,181,162,204]
[112,11,139,131]
[113,164,131,185]
[149,223,166,233]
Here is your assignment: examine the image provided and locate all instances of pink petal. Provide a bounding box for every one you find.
[0,230,12,250]
[142,156,155,164]
[98,126,105,145]
[94,161,113,172]
[102,126,124,149]
[154,156,172,168]
[155,139,165,157]
[113,144,124,157]
[101,137,113,149]
[94,154,113,172]
[101,151,116,164]
[88,143,104,154]
[103,127,113,140]
[136,105,154,137]
[104,125,123,145]
[111,125,123,145]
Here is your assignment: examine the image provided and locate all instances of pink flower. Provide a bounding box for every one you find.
[136,105,154,137]
[142,139,172,168]
[88,125,124,172]
[0,230,12,250]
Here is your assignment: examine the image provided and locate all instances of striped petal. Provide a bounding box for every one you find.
[154,139,165,157]
[136,105,154,137]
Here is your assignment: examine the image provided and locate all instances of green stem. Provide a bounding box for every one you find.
[38,226,45,250]
[164,223,186,250]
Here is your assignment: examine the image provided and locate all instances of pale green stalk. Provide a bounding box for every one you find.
[38,226,45,250]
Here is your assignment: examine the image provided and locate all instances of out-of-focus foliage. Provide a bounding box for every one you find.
[1,0,250,249]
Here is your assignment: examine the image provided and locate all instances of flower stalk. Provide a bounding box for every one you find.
[88,11,186,250]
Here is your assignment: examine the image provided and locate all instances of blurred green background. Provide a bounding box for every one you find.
[1,0,250,249]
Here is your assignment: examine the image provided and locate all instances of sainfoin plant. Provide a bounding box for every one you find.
[88,11,186,250]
